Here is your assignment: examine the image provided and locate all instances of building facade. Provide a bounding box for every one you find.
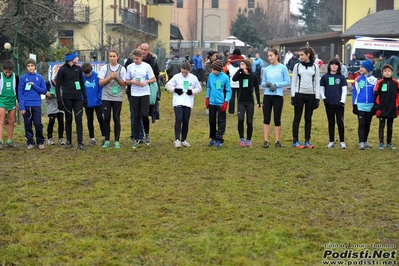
[170,0,290,43]
[57,0,173,61]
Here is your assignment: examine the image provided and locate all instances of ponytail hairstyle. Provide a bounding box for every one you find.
[327,58,342,75]
[298,46,316,62]
[268,48,280,63]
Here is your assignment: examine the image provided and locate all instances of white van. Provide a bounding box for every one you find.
[351,37,399,60]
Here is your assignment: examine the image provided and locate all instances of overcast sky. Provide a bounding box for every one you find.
[290,0,301,14]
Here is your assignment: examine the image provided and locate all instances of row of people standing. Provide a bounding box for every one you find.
[5,43,160,151]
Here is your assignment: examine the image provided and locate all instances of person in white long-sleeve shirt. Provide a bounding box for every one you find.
[290,46,320,149]
[165,61,202,148]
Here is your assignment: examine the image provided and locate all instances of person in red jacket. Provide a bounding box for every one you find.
[374,64,399,149]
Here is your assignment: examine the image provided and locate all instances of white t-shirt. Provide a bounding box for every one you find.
[126,62,155,97]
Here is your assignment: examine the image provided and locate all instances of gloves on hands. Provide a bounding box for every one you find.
[186,89,193,95]
[291,97,297,106]
[339,102,345,108]
[269,84,277,92]
[83,99,88,108]
[220,101,228,112]
[313,99,320,110]
[205,98,210,108]
[265,82,272,88]
[174,88,183,95]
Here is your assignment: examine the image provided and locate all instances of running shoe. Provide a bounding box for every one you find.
[246,140,252,147]
[326,142,335,149]
[174,139,181,148]
[239,138,245,147]
[386,143,396,150]
[275,141,284,148]
[263,141,269,148]
[114,141,120,149]
[181,140,191,147]
[102,140,110,148]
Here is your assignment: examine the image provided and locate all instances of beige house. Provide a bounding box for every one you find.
[57,0,174,60]
[170,0,290,43]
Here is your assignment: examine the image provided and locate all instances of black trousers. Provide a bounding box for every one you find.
[174,106,191,141]
[237,103,254,140]
[102,100,122,141]
[325,105,345,142]
[292,93,315,142]
[357,111,373,143]
[85,105,105,139]
[378,117,394,144]
[131,95,150,141]
[208,105,226,142]
[63,99,84,145]
[47,112,64,139]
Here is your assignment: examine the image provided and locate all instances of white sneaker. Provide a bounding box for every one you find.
[47,138,55,145]
[326,142,335,148]
[181,140,191,147]
[205,108,209,115]
[340,142,347,149]
[174,139,181,148]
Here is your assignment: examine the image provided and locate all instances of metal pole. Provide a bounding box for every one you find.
[101,0,104,60]
[200,0,204,48]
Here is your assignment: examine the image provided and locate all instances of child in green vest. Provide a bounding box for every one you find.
[0,60,19,149]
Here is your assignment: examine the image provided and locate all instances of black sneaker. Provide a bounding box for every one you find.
[275,141,284,148]
[263,141,270,148]
[65,142,73,149]
[78,144,86,151]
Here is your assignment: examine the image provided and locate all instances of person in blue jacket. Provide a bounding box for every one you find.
[18,58,47,150]
[352,59,378,150]
[205,59,232,147]
[82,63,105,146]
[261,48,291,148]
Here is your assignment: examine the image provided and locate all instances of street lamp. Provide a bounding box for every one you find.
[4,42,11,60]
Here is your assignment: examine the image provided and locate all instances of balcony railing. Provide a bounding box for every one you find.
[120,9,158,37]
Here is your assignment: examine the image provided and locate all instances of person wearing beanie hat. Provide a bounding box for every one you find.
[352,59,378,150]
[18,58,47,150]
[25,58,36,67]
[205,59,232,147]
[204,50,218,115]
[211,59,223,72]
[224,49,245,114]
[360,59,374,73]
[55,50,87,150]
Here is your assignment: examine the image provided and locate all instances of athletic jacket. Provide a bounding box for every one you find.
[374,77,399,118]
[206,71,232,106]
[18,72,46,111]
[352,74,378,112]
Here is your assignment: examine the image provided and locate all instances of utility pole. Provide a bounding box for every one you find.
[200,0,204,48]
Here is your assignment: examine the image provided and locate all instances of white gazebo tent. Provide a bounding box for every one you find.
[219,36,251,48]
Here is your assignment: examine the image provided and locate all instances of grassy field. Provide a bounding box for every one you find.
[0,87,398,265]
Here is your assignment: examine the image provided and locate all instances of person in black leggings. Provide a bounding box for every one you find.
[55,50,87,150]
[232,59,261,147]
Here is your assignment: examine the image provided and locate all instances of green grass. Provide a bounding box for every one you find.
[0,88,398,265]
